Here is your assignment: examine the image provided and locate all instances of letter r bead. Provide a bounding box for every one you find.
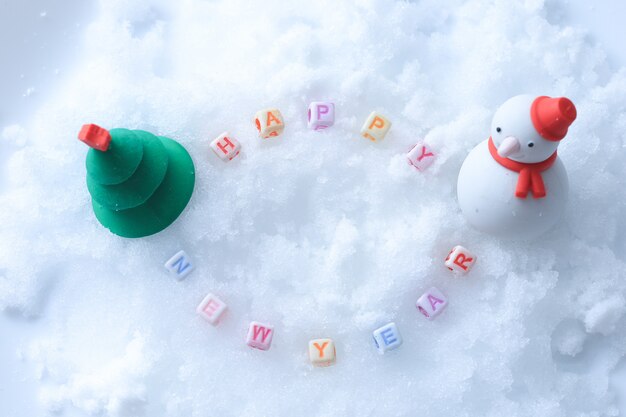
[444,245,476,274]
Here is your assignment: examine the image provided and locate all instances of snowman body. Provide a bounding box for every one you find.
[457,95,572,240]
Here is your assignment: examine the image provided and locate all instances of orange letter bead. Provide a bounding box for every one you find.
[360,111,391,142]
[308,338,336,367]
[254,108,285,139]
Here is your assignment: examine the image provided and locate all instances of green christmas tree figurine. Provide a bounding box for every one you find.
[78,124,195,238]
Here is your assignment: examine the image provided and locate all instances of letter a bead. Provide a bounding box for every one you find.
[416,287,448,320]
[372,322,403,354]
[210,132,241,161]
[196,293,227,325]
[308,102,335,130]
[444,245,476,274]
[360,111,391,142]
[308,338,336,367]
[254,108,285,139]
[246,321,274,350]
[164,250,194,280]
[407,143,435,171]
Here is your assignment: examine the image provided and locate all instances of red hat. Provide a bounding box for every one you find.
[530,96,577,141]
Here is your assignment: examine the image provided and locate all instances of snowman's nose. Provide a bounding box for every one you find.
[497,136,521,158]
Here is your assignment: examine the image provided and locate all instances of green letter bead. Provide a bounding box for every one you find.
[86,129,143,185]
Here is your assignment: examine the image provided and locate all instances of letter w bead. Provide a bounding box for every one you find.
[246,321,274,350]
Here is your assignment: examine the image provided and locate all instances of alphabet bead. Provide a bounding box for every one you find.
[210,132,241,161]
[246,321,274,350]
[407,143,435,171]
[308,338,336,367]
[445,245,476,274]
[196,293,227,325]
[416,287,448,320]
[372,322,403,354]
[254,108,284,139]
[360,111,391,142]
[164,250,194,280]
[308,102,335,130]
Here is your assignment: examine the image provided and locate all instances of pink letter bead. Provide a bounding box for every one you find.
[308,102,335,130]
[407,143,435,171]
[246,321,274,350]
[210,132,241,161]
[164,250,194,280]
[416,287,448,320]
[308,338,336,367]
[445,245,476,274]
[254,108,284,139]
[360,111,391,142]
[196,293,227,325]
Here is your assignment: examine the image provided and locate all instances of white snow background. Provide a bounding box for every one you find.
[2,0,626,416]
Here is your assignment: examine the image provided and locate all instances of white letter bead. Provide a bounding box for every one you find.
[196,293,227,325]
[407,143,435,171]
[210,132,241,161]
[444,245,476,274]
[246,321,274,350]
[360,111,391,142]
[308,102,335,130]
[416,287,448,320]
[372,322,403,354]
[164,250,194,280]
[254,108,285,139]
[308,338,336,367]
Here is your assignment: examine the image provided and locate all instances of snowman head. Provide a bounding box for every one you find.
[491,94,576,163]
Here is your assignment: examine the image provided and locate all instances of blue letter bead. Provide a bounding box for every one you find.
[372,322,403,354]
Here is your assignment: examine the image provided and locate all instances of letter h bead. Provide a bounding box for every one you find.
[372,322,403,354]
[210,132,241,161]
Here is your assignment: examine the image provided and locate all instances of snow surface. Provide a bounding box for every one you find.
[2,0,626,416]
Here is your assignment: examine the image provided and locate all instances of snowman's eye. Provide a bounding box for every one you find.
[528,142,534,148]
[496,127,502,133]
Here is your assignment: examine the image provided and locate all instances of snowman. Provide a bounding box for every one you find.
[457,95,577,239]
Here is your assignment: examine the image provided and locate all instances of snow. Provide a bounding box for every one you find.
[2,0,626,416]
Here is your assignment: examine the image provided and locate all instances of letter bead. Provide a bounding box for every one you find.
[210,132,241,161]
[372,322,403,354]
[307,102,335,130]
[416,287,448,320]
[360,111,391,142]
[445,245,476,274]
[407,143,435,171]
[164,250,194,280]
[254,108,285,139]
[196,293,227,325]
[246,321,274,350]
[308,338,336,367]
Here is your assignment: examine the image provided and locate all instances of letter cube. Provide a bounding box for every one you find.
[255,108,284,139]
[196,293,227,325]
[308,338,336,367]
[407,143,435,171]
[78,123,111,151]
[445,245,476,274]
[372,322,403,354]
[308,102,335,131]
[246,321,274,350]
[164,250,194,280]
[210,132,241,161]
[360,111,391,142]
[416,287,448,320]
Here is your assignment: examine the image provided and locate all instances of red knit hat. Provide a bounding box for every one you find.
[530,96,577,141]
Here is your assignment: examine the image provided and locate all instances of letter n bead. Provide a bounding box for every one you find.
[372,322,403,354]
[445,245,476,274]
[416,287,448,320]
[407,143,435,171]
[246,321,274,350]
[255,108,284,139]
[164,250,194,280]
[309,338,336,367]
[210,132,241,161]
[308,102,335,131]
[360,111,391,142]
[196,293,227,325]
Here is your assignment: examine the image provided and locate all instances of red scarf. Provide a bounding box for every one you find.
[487,137,557,199]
